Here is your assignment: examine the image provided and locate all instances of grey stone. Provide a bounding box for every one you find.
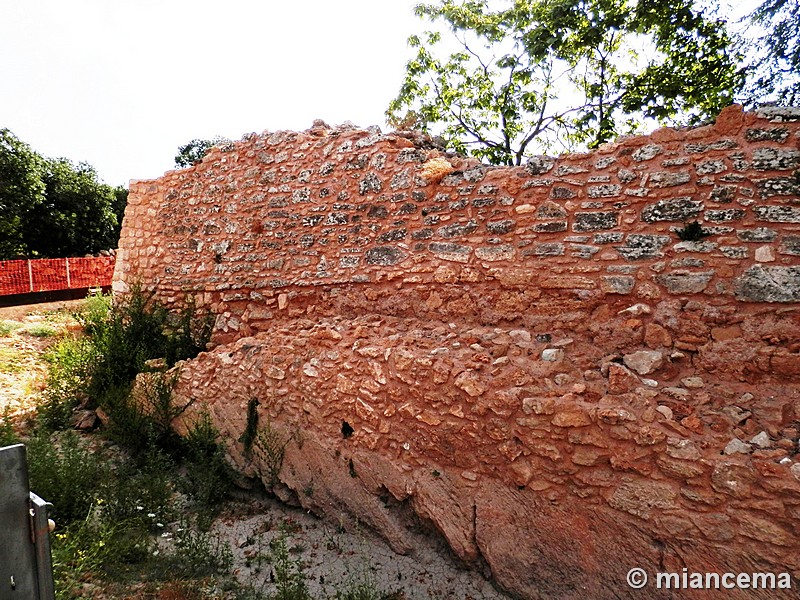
[396,148,427,164]
[486,220,515,235]
[672,241,717,253]
[737,227,778,242]
[573,211,618,232]
[429,242,471,262]
[649,171,692,188]
[695,159,726,175]
[752,148,800,171]
[359,172,383,195]
[623,350,664,375]
[756,106,800,121]
[745,127,790,142]
[367,205,388,218]
[438,220,478,238]
[588,184,622,198]
[641,197,703,222]
[617,169,637,183]
[476,245,514,261]
[632,144,662,161]
[719,246,748,259]
[551,186,576,199]
[594,232,624,244]
[753,205,800,223]
[365,246,406,266]
[656,270,715,294]
[750,431,772,449]
[616,234,671,260]
[570,244,601,258]
[472,197,495,208]
[526,155,555,175]
[541,348,564,362]
[411,228,433,240]
[779,235,800,256]
[709,185,736,203]
[734,265,800,302]
[536,201,568,219]
[376,228,406,243]
[723,439,752,455]
[533,243,565,256]
[601,275,635,294]
[705,209,745,222]
[757,177,800,198]
[532,221,568,233]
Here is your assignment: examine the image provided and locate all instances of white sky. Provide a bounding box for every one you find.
[0,0,421,186]
[1,0,758,188]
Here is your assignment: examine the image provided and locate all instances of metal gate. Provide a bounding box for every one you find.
[0,444,55,600]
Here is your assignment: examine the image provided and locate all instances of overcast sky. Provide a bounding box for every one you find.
[2,1,754,188]
[1,0,421,186]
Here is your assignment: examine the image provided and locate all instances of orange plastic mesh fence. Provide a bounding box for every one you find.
[0,256,115,295]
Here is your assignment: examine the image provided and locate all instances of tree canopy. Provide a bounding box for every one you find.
[174,137,230,168]
[738,0,799,106]
[0,129,127,260]
[387,0,741,165]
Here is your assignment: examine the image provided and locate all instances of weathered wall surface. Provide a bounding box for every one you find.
[115,106,800,599]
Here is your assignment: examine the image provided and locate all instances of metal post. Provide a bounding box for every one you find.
[27,260,34,293]
[0,444,55,600]
[65,258,71,289]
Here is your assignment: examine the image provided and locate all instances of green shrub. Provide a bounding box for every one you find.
[0,408,19,446]
[39,335,94,430]
[26,430,111,524]
[181,410,233,508]
[0,320,21,336]
[25,323,57,337]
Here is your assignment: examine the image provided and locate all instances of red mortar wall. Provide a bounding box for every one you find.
[0,256,115,295]
[115,106,800,599]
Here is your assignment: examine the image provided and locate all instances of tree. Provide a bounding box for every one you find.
[22,159,120,257]
[387,0,740,165]
[174,136,230,168]
[0,129,126,259]
[738,0,799,106]
[0,129,45,258]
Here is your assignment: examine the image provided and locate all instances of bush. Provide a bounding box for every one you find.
[26,430,111,524]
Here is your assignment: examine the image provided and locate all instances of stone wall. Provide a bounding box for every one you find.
[114,106,800,599]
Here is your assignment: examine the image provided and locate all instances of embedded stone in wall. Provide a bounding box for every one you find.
[751,147,800,171]
[753,206,800,223]
[365,246,406,266]
[600,275,635,294]
[656,270,715,294]
[573,212,618,232]
[616,234,671,260]
[641,197,703,222]
[734,265,800,302]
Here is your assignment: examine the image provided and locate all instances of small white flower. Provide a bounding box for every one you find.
[157,523,164,528]
[136,506,144,511]
[147,513,156,518]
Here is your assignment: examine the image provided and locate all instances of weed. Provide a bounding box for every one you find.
[26,430,111,524]
[267,531,311,600]
[254,419,288,488]
[164,519,234,579]
[0,408,19,446]
[181,410,233,508]
[676,220,711,242]
[25,323,57,337]
[39,335,94,430]
[0,320,21,336]
[241,397,260,454]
